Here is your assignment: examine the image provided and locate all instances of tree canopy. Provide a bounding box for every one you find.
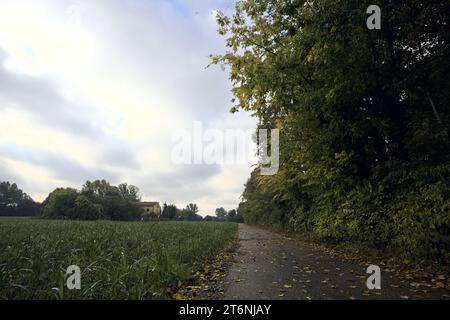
[213,0,450,259]
[41,180,141,221]
[0,181,39,216]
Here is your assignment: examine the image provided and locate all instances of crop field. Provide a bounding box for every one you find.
[0,217,237,300]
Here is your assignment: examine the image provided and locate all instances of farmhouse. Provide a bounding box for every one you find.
[137,201,161,220]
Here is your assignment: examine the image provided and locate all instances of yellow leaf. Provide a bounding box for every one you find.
[175,292,184,300]
[283,284,292,289]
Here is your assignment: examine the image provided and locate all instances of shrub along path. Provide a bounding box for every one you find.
[220,225,449,300]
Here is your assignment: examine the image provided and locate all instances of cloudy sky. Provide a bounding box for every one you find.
[0,0,258,215]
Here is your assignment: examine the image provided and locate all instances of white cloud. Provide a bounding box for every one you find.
[0,0,256,215]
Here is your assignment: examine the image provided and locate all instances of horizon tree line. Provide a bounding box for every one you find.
[0,180,243,223]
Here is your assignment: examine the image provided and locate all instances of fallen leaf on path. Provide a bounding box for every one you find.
[175,292,184,300]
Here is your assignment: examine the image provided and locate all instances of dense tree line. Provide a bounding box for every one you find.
[41,180,142,221]
[0,181,40,216]
[160,204,243,222]
[161,202,203,221]
[1,180,244,223]
[211,207,244,223]
[213,0,450,259]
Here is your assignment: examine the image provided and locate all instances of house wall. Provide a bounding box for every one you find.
[141,204,161,215]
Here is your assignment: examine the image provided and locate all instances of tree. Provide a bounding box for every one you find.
[226,209,236,222]
[102,196,140,221]
[215,207,227,221]
[42,188,79,219]
[183,203,202,221]
[81,180,118,201]
[118,183,141,202]
[70,195,103,220]
[212,0,450,258]
[186,203,198,215]
[161,203,178,220]
[0,181,39,216]
[41,180,142,221]
[81,180,141,221]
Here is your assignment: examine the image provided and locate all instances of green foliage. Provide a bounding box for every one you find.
[213,207,244,223]
[71,195,103,221]
[0,218,237,299]
[41,180,141,221]
[162,203,203,221]
[226,209,236,222]
[117,183,141,202]
[179,203,202,221]
[161,203,178,221]
[214,0,450,259]
[0,182,39,217]
[215,207,227,220]
[41,188,79,220]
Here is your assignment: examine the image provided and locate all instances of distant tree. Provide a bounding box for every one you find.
[161,203,178,220]
[204,215,218,222]
[81,180,118,201]
[215,207,227,221]
[183,203,202,221]
[81,180,141,221]
[41,180,142,221]
[103,195,140,221]
[0,181,39,216]
[17,197,40,216]
[186,203,199,215]
[234,211,244,223]
[226,209,237,222]
[70,195,103,220]
[42,188,79,219]
[118,183,141,202]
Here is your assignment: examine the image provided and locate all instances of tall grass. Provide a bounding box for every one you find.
[0,218,237,300]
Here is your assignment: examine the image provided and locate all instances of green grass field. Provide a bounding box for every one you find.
[0,217,237,300]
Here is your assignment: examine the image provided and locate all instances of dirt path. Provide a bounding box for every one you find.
[221,224,448,300]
